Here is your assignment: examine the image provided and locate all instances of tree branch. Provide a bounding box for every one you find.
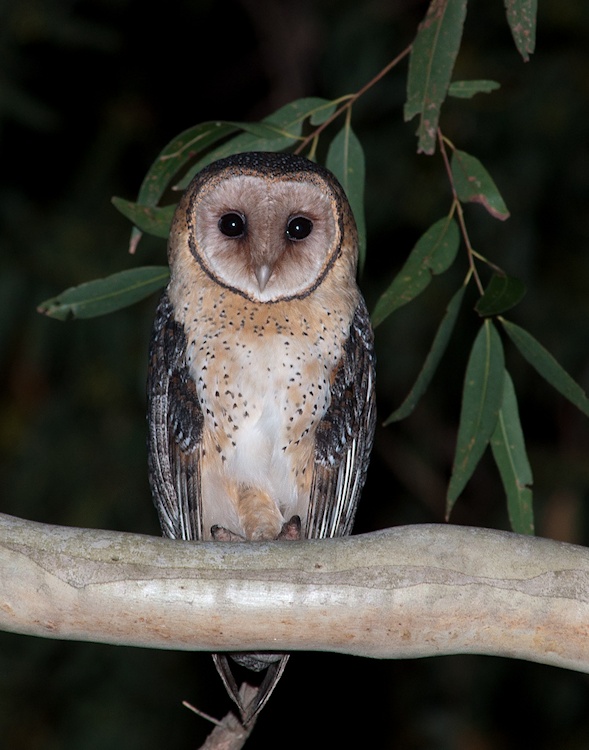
[1,512,588,673]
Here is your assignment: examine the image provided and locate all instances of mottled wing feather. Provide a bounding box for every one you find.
[147,292,204,541]
[306,296,376,539]
[212,654,290,725]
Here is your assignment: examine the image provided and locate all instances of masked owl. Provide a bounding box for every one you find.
[147,150,376,724]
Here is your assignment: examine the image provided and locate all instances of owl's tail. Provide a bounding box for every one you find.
[211,652,290,726]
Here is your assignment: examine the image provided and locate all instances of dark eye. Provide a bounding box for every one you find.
[218,212,246,238]
[286,215,313,241]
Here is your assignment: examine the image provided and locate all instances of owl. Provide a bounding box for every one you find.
[147,150,376,724]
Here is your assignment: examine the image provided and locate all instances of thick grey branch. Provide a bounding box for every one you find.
[1,512,589,673]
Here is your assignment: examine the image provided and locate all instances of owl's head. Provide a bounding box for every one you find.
[168,151,358,303]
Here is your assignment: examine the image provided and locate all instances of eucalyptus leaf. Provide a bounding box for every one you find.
[231,121,290,139]
[326,124,366,272]
[309,100,338,125]
[135,121,238,209]
[501,319,589,418]
[475,273,526,317]
[448,79,500,98]
[446,319,505,515]
[491,369,535,535]
[37,266,169,320]
[451,149,510,220]
[404,0,468,154]
[111,198,175,239]
[504,0,537,61]
[384,285,465,423]
[371,216,459,328]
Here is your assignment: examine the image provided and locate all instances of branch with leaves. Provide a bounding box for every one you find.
[36,0,588,538]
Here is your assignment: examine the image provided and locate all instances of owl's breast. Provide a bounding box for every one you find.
[179,290,349,464]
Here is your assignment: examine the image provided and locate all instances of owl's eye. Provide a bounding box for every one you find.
[286,215,313,241]
[218,212,246,238]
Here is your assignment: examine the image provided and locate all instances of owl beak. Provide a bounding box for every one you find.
[255,263,273,292]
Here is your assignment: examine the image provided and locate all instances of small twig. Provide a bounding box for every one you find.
[294,44,412,154]
[194,684,259,750]
[183,700,225,728]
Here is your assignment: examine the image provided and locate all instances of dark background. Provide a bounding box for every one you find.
[2,0,589,747]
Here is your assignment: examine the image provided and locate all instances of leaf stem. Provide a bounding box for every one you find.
[471,249,505,276]
[437,128,484,296]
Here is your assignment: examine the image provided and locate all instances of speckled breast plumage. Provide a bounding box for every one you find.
[168,273,355,541]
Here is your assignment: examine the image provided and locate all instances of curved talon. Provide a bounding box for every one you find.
[277,515,302,540]
[211,525,246,542]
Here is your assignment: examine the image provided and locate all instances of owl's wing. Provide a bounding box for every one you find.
[306,296,376,539]
[211,653,290,726]
[147,292,204,541]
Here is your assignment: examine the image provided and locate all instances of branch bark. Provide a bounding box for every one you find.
[1,512,589,673]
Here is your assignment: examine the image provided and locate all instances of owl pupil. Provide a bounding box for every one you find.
[286,216,313,241]
[219,212,246,238]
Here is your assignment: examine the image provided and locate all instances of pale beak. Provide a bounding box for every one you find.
[255,263,273,292]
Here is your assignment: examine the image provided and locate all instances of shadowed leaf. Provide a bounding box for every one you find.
[136,122,239,208]
[37,266,169,320]
[475,273,526,316]
[384,285,465,423]
[504,0,537,61]
[491,369,535,535]
[372,216,459,328]
[404,0,468,154]
[501,319,589,417]
[446,319,505,515]
[449,79,500,98]
[309,100,338,125]
[451,149,510,220]
[326,124,366,272]
[111,198,175,239]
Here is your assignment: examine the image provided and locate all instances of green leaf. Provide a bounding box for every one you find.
[371,216,460,328]
[309,100,338,125]
[448,79,501,98]
[135,121,238,209]
[491,369,535,535]
[504,0,537,61]
[475,273,526,316]
[384,285,465,424]
[175,98,335,189]
[37,266,169,320]
[125,121,239,252]
[255,97,336,132]
[111,198,175,239]
[446,319,505,515]
[404,0,468,154]
[230,121,291,139]
[500,319,589,418]
[451,149,510,220]
[326,124,366,273]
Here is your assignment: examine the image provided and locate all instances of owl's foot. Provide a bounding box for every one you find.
[211,515,301,542]
[277,515,301,540]
[211,525,246,542]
